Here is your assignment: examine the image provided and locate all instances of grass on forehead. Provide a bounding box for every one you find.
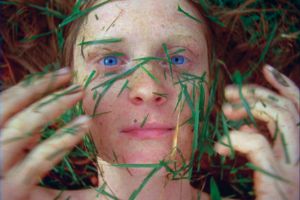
[59,0,112,28]
[78,38,122,46]
[178,5,203,24]
[3,0,299,199]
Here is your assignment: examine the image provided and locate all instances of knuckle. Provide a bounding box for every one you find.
[0,126,25,143]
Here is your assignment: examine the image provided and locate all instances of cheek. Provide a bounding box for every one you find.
[82,79,131,155]
[82,77,124,115]
[81,71,206,164]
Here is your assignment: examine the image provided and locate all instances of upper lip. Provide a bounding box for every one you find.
[122,123,175,132]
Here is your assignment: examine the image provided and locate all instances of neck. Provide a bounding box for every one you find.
[95,157,206,200]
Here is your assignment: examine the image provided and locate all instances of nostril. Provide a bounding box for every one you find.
[155,96,162,102]
[133,97,143,104]
[155,96,166,105]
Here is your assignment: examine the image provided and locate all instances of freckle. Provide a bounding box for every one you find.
[95,14,99,20]
[101,26,105,30]
[134,119,137,123]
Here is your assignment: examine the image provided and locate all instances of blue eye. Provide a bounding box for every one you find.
[102,55,119,66]
[171,55,186,65]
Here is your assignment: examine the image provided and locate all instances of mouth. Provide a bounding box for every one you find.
[121,123,175,140]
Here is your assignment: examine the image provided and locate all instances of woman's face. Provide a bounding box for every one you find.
[73,0,209,172]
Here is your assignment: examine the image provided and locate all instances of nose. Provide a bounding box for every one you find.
[128,67,167,106]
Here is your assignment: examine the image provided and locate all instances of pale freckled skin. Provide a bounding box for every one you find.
[72,0,209,199]
[73,0,208,165]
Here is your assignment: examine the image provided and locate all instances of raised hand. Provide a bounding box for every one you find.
[215,64,299,200]
[0,68,92,200]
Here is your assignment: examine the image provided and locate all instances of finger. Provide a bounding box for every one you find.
[4,116,91,199]
[215,131,294,200]
[239,124,259,133]
[223,99,299,164]
[0,67,71,126]
[1,84,83,173]
[263,64,300,111]
[224,84,298,121]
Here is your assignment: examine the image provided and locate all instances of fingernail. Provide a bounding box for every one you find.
[74,115,92,125]
[265,64,274,72]
[56,67,70,76]
[266,65,289,87]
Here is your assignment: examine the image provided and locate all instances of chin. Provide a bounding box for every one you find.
[121,148,192,177]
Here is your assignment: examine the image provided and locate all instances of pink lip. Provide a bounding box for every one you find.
[121,123,175,139]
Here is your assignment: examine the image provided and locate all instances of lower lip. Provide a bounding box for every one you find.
[121,129,174,140]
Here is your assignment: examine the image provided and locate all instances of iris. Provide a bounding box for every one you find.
[171,55,186,65]
[102,56,118,66]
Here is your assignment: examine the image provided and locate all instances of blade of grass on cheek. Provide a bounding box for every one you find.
[177,5,202,24]
[91,60,148,116]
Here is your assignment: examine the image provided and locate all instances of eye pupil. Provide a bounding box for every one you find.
[171,55,185,65]
[103,56,118,66]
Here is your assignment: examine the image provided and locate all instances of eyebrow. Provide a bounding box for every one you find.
[80,37,123,59]
[81,34,205,59]
[164,35,205,57]
[165,35,203,48]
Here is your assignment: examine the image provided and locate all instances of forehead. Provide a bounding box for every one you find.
[77,0,207,44]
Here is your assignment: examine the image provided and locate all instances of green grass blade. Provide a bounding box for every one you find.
[141,66,160,84]
[34,85,81,109]
[178,5,202,24]
[221,113,235,159]
[232,71,256,126]
[84,70,96,89]
[20,31,53,42]
[279,131,290,164]
[189,87,200,176]
[128,165,164,200]
[92,83,113,116]
[78,38,122,46]
[95,183,118,200]
[27,3,66,19]
[172,48,186,55]
[246,162,291,183]
[59,0,112,28]
[162,43,173,79]
[117,79,129,97]
[140,113,149,128]
[210,177,222,200]
[92,60,148,90]
[152,92,168,98]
